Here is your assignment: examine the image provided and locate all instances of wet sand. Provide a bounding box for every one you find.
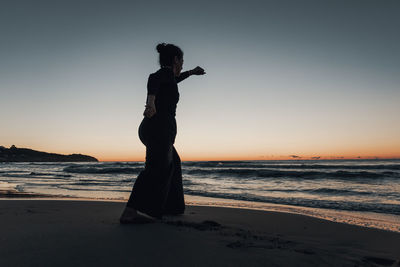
[0,199,399,266]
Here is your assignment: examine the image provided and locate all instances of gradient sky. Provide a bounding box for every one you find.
[1,0,399,161]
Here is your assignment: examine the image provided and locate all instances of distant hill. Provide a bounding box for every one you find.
[0,145,98,162]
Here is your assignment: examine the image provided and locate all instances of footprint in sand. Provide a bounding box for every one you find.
[165,220,222,231]
[363,256,397,266]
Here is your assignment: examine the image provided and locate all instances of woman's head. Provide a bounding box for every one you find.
[156,43,184,76]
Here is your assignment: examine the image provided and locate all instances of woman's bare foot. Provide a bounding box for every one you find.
[120,207,155,224]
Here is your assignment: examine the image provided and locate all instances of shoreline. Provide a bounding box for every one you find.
[2,189,400,233]
[0,199,399,266]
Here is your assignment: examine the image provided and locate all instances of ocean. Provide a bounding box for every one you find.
[1,159,399,215]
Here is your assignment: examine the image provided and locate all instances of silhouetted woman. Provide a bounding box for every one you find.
[120,43,205,223]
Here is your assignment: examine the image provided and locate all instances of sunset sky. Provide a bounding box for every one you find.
[1,0,399,161]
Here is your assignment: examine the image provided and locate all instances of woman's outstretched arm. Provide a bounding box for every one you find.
[176,71,191,83]
[176,66,206,83]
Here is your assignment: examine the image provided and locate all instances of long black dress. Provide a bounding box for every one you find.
[126,67,190,219]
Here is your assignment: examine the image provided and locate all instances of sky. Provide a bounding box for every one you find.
[1,0,399,161]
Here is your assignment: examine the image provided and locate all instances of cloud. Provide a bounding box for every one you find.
[289,155,301,159]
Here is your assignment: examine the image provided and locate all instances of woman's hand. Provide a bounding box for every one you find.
[143,105,156,118]
[143,95,156,118]
[190,66,206,75]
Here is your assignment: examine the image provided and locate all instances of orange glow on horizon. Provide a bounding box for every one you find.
[3,143,399,162]
[99,154,400,162]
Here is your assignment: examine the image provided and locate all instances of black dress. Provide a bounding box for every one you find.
[126,67,190,218]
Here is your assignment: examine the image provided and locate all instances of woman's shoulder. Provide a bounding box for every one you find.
[149,68,174,83]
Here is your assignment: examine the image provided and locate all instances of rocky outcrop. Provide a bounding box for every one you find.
[0,145,98,162]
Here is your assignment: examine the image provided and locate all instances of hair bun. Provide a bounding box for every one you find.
[156,43,167,53]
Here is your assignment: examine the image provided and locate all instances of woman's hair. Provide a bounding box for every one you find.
[156,43,183,67]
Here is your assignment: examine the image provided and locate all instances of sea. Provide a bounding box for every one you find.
[1,159,400,231]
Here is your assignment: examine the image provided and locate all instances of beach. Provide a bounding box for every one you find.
[2,160,400,266]
[1,199,399,267]
[2,0,400,265]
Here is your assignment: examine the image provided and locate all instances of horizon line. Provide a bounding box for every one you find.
[100,156,400,162]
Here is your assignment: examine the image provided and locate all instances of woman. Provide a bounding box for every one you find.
[120,43,205,223]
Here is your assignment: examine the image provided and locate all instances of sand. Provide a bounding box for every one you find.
[0,200,399,267]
